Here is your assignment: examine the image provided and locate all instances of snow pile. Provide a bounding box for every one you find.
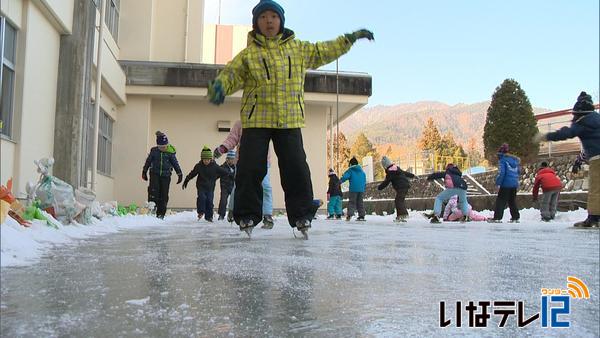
[1,213,167,268]
[1,208,591,268]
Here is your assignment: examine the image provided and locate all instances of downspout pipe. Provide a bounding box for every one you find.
[91,0,105,191]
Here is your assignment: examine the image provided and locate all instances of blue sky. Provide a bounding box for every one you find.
[205,0,599,110]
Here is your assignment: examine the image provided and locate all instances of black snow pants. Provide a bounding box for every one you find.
[148,173,171,217]
[234,128,314,228]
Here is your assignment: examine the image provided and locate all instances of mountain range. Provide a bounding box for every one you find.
[339,101,549,158]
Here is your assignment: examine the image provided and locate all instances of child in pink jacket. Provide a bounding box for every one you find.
[443,195,487,222]
[213,120,275,228]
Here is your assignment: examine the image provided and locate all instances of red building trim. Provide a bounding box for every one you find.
[535,103,600,121]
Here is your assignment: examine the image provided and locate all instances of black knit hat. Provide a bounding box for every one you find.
[349,157,359,166]
[572,91,595,112]
[156,131,168,145]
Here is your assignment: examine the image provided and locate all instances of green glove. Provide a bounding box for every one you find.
[345,29,374,43]
[208,80,225,105]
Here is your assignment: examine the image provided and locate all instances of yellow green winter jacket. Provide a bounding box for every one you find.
[216,29,353,129]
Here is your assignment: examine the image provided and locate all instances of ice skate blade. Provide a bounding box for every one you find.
[300,229,309,240]
[243,228,253,238]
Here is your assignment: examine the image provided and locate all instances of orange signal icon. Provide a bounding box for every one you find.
[566,276,590,299]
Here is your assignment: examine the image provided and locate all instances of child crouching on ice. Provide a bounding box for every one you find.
[425,163,470,223]
[443,195,487,222]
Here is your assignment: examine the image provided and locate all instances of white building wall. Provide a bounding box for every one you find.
[11,3,61,197]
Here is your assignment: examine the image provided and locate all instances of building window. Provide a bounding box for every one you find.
[105,0,120,41]
[97,110,113,176]
[1,17,17,138]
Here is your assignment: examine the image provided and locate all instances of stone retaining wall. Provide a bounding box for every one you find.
[342,154,589,214]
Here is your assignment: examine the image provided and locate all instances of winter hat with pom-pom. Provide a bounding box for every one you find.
[201,146,213,160]
[572,91,595,112]
[226,150,236,159]
[156,131,168,145]
[498,143,509,154]
[381,156,393,169]
[328,168,336,176]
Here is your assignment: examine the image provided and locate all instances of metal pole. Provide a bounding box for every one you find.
[335,59,340,174]
[214,0,221,64]
[91,0,106,191]
[329,107,333,170]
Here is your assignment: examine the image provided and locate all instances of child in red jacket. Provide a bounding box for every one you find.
[532,162,563,221]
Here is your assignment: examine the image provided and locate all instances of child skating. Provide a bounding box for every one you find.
[207,0,374,238]
[377,156,415,222]
[340,157,367,221]
[183,147,232,222]
[326,169,343,219]
[142,131,183,219]
[532,161,563,222]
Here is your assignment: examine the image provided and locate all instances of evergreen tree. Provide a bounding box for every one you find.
[418,117,442,151]
[483,79,539,163]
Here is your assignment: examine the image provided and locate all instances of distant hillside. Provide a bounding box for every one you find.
[340,101,548,158]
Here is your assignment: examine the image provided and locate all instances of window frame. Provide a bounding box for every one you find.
[97,110,114,176]
[104,0,120,41]
[0,16,17,138]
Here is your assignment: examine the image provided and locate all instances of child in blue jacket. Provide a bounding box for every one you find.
[488,143,521,223]
[340,157,367,221]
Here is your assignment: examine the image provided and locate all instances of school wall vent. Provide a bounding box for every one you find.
[217,120,231,132]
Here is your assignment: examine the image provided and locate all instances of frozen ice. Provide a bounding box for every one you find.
[1,209,598,336]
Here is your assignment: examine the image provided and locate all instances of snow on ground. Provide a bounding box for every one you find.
[0,207,591,268]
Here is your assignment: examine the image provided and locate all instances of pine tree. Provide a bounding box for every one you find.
[483,79,539,163]
[418,117,442,151]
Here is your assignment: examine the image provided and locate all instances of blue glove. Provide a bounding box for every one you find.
[208,80,225,105]
[345,29,374,43]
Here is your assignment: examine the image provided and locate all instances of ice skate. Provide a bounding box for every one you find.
[487,219,502,223]
[197,212,204,221]
[326,215,335,220]
[239,219,255,238]
[394,215,407,223]
[295,219,311,240]
[574,217,599,228]
[459,215,471,223]
[261,215,274,229]
[430,215,441,224]
[356,216,366,222]
[422,212,434,219]
[226,211,234,223]
[509,219,520,223]
[218,215,225,221]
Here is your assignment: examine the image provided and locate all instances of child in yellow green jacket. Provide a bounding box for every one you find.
[208,0,373,238]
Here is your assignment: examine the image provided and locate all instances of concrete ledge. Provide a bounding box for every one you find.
[344,192,588,216]
[120,61,372,96]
